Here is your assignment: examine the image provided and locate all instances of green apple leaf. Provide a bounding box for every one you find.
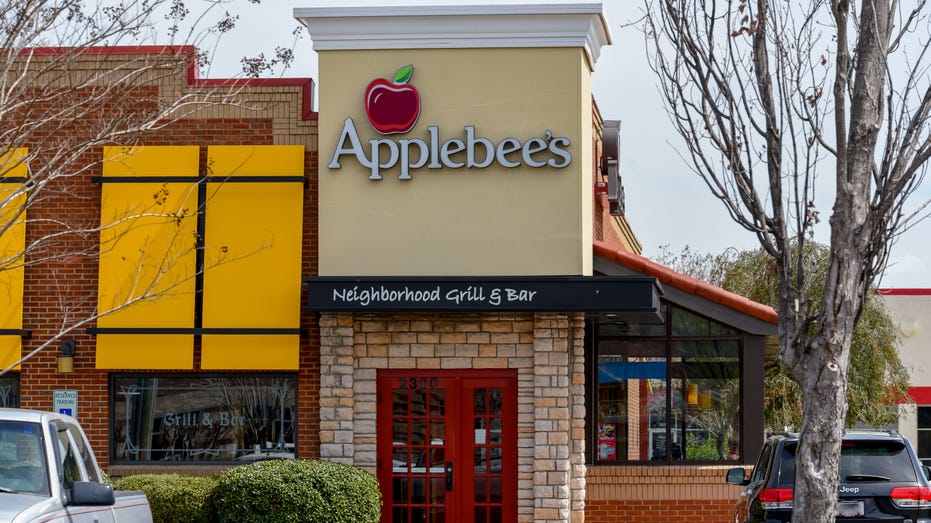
[394,65,414,84]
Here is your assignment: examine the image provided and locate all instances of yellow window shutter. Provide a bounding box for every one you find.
[96,146,199,369]
[201,145,304,370]
[0,149,28,371]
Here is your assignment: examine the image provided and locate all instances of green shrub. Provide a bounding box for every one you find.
[212,459,381,523]
[305,460,382,522]
[112,474,161,495]
[114,473,219,523]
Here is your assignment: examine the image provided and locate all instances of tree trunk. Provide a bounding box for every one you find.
[792,333,850,522]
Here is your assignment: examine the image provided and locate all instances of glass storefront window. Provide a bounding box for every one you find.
[674,340,740,461]
[111,375,297,463]
[0,375,19,408]
[596,340,666,461]
[593,306,741,463]
[671,307,738,337]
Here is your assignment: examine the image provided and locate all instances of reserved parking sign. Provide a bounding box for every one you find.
[53,390,78,418]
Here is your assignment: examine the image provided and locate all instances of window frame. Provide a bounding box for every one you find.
[51,419,88,490]
[916,405,931,467]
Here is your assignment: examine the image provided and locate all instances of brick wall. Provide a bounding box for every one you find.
[585,499,737,523]
[584,465,750,523]
[591,105,641,255]
[13,48,319,472]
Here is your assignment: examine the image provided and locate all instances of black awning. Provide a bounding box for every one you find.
[304,276,661,316]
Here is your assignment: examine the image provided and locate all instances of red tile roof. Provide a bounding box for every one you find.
[594,240,778,324]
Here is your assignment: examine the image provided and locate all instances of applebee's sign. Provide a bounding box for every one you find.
[328,65,573,181]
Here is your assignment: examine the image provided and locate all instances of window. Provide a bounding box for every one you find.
[917,406,931,467]
[0,375,19,408]
[592,306,742,463]
[779,439,917,484]
[748,442,773,485]
[52,420,85,490]
[110,374,297,463]
[0,420,48,495]
[65,421,101,483]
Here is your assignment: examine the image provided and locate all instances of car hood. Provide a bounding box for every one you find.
[0,493,47,521]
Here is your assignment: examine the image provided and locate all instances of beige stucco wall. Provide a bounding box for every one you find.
[881,294,931,387]
[317,47,593,277]
[879,293,931,444]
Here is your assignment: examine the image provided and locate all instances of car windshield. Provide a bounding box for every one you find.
[776,439,917,487]
[0,421,50,496]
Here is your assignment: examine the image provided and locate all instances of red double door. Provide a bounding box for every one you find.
[377,369,518,523]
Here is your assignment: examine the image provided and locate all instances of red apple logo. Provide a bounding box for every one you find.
[364,65,421,135]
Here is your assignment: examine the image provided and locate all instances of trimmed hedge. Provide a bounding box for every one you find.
[212,459,381,523]
[113,460,381,523]
[114,473,219,523]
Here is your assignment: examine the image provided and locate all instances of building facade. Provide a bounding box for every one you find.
[0,4,778,522]
[877,289,931,467]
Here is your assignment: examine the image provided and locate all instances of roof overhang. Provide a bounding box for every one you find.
[294,3,613,68]
[594,255,778,337]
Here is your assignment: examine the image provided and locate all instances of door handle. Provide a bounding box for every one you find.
[445,461,453,490]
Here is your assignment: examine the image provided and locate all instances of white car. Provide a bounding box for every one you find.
[0,409,153,523]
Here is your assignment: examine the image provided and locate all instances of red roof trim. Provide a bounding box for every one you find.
[21,46,317,120]
[594,240,778,324]
[22,45,195,56]
[907,386,931,405]
[876,288,931,296]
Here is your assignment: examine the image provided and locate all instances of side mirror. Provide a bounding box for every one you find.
[70,481,115,506]
[922,465,931,481]
[726,467,748,486]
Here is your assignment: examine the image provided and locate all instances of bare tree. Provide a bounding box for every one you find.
[0,0,296,374]
[641,0,931,520]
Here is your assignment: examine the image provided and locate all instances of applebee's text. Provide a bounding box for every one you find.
[328,118,572,180]
[332,285,538,306]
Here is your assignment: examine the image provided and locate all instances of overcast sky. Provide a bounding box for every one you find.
[199,1,931,289]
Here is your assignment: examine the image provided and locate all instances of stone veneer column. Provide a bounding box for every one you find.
[532,312,587,523]
[318,312,356,464]
[569,313,588,521]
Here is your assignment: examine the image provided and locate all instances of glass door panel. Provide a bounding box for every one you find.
[460,376,517,523]
[471,387,504,517]
[385,376,452,523]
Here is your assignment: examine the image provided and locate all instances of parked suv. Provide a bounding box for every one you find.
[726,431,931,522]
